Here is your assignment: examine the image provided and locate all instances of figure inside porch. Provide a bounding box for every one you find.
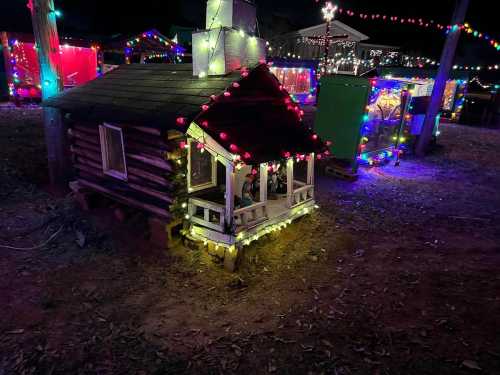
[269,167,287,197]
[241,174,256,207]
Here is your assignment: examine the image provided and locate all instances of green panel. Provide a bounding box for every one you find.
[315,75,370,164]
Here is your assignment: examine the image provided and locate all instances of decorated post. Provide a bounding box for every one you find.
[28,0,70,186]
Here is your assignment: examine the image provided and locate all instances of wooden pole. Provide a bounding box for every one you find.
[323,21,331,72]
[29,0,70,187]
[225,164,235,233]
[415,0,469,156]
[1,32,15,100]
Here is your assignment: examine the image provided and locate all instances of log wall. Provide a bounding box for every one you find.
[68,121,176,220]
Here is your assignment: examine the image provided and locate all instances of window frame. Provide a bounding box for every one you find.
[187,138,217,193]
[98,123,128,181]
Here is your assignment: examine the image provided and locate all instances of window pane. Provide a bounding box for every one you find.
[106,127,125,174]
[190,141,213,188]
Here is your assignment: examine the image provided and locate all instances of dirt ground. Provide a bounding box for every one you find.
[1,104,499,375]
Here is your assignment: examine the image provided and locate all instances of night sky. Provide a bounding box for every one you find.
[1,0,498,64]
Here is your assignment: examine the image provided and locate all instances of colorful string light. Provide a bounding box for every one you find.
[125,30,185,64]
[311,2,499,53]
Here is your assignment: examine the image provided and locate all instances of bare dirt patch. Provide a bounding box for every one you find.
[1,106,499,374]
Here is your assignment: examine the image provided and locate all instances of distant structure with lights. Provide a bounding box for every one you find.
[378,67,470,122]
[43,0,330,271]
[0,31,98,101]
[101,29,186,70]
[315,75,436,173]
[267,20,399,76]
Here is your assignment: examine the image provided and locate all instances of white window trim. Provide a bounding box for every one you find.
[99,123,128,181]
[187,138,217,193]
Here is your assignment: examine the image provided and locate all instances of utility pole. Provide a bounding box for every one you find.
[416,0,469,156]
[28,0,69,187]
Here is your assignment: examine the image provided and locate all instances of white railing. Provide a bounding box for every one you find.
[188,198,225,232]
[292,185,314,206]
[234,201,268,229]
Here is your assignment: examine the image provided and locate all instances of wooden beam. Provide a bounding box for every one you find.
[225,164,235,233]
[307,153,315,186]
[260,162,268,203]
[78,178,171,220]
[30,0,70,187]
[286,158,294,208]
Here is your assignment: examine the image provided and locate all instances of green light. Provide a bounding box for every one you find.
[362,114,369,122]
[54,10,62,17]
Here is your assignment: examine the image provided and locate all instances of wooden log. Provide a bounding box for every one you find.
[72,125,172,154]
[73,139,101,153]
[125,141,168,159]
[68,128,100,144]
[128,153,173,172]
[122,129,172,150]
[74,123,159,143]
[70,145,102,163]
[74,122,159,141]
[127,166,173,188]
[71,143,173,181]
[128,125,161,136]
[73,157,171,193]
[77,178,171,220]
[72,124,99,136]
[74,163,173,204]
[74,153,171,190]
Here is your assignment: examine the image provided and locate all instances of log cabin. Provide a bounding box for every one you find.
[43,0,331,270]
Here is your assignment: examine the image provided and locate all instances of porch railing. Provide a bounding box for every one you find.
[291,185,314,207]
[188,198,225,232]
[234,201,268,229]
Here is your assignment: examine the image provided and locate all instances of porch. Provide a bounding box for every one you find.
[186,154,316,249]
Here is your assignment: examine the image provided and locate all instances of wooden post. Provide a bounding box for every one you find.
[416,0,469,156]
[0,32,15,99]
[323,21,331,72]
[259,163,268,203]
[286,158,294,208]
[29,0,70,187]
[225,164,235,233]
[307,153,315,186]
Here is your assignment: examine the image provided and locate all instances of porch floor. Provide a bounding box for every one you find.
[265,198,290,220]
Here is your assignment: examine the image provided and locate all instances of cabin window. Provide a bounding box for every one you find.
[187,139,217,192]
[99,123,128,181]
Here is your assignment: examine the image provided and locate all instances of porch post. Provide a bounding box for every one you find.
[286,158,294,208]
[307,153,315,185]
[259,163,268,203]
[225,163,235,232]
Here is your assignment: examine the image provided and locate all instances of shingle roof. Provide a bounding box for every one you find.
[43,64,240,129]
[44,63,330,162]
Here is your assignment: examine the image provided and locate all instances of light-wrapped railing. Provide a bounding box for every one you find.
[292,185,314,206]
[188,198,225,232]
[234,202,268,229]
